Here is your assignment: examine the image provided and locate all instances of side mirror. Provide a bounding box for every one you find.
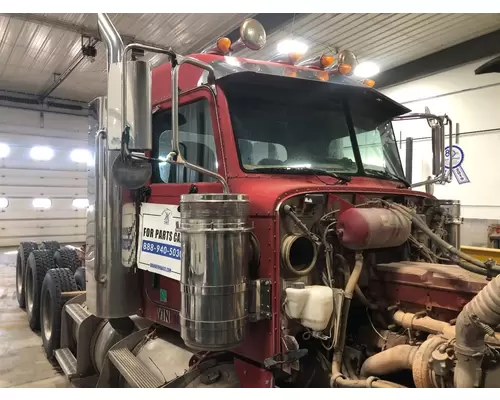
[393,108,451,189]
[405,137,413,184]
[431,124,444,176]
[425,107,444,177]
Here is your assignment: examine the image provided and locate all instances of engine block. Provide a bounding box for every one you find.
[369,261,488,320]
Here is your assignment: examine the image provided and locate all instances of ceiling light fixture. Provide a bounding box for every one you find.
[354,61,380,78]
[277,39,308,55]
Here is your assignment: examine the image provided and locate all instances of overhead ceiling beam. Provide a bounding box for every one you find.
[1,13,167,50]
[376,28,500,89]
[225,13,299,44]
[38,37,98,101]
[0,90,88,116]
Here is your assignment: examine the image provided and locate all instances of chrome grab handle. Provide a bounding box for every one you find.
[171,56,229,193]
[94,129,106,283]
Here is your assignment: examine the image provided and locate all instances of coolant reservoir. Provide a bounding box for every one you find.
[285,285,333,331]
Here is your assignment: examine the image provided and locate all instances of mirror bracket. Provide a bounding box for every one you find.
[393,112,453,189]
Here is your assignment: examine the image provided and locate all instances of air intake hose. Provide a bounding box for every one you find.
[454,273,500,387]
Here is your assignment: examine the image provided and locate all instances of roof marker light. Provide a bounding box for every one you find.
[269,52,303,65]
[216,37,232,54]
[288,52,302,63]
[338,63,353,76]
[363,79,376,88]
[316,70,330,82]
[320,55,335,68]
[296,54,335,69]
[202,37,232,55]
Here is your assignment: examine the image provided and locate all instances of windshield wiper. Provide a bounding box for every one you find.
[251,167,352,183]
[364,168,410,188]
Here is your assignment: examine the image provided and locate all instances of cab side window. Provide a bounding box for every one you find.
[152,99,217,184]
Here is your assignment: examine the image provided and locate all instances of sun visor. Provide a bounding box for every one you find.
[475,55,500,75]
[216,71,410,120]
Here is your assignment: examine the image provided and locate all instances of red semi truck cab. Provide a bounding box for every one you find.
[138,50,435,365]
[44,15,482,389]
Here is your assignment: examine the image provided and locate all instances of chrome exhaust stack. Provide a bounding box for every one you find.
[90,15,256,349]
[86,14,154,318]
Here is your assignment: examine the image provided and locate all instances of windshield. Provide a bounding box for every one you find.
[223,76,405,182]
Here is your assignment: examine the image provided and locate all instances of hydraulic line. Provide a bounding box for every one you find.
[384,201,500,277]
[454,273,500,387]
[329,254,405,388]
[360,345,418,378]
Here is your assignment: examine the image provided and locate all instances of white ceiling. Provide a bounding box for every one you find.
[241,13,500,71]
[0,13,253,102]
[0,13,499,103]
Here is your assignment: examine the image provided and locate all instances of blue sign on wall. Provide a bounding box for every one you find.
[444,145,470,184]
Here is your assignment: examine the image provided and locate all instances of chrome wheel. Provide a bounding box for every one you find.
[26,267,34,314]
[42,289,52,341]
[16,253,23,295]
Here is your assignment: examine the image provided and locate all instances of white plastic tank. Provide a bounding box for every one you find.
[285,285,334,331]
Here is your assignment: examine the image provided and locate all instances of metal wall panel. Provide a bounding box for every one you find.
[0,105,87,247]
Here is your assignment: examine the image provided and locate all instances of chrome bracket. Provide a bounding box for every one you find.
[248,279,272,322]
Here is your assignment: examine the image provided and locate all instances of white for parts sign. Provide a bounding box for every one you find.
[138,202,182,281]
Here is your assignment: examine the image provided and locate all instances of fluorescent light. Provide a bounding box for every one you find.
[0,198,8,209]
[32,198,52,209]
[277,39,308,55]
[354,61,380,78]
[30,146,54,161]
[4,250,17,255]
[72,198,89,209]
[0,143,10,158]
[70,149,91,163]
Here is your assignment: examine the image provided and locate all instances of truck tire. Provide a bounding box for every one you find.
[25,250,56,331]
[74,267,86,290]
[16,241,38,308]
[40,268,77,360]
[54,248,81,273]
[39,241,60,252]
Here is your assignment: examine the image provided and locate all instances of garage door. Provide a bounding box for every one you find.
[0,106,88,247]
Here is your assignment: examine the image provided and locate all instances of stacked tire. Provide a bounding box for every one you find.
[20,240,61,329]
[40,268,77,360]
[14,240,86,359]
[42,246,84,359]
[25,249,58,330]
[15,241,38,308]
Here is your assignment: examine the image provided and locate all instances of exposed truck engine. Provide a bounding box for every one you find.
[13,13,500,389]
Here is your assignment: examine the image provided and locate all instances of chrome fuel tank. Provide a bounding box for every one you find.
[177,193,252,351]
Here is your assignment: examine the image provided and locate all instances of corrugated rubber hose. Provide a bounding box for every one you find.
[454,273,500,387]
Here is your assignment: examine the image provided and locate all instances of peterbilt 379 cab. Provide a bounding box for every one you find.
[15,13,500,389]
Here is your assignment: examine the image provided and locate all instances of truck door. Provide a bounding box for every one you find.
[139,87,226,327]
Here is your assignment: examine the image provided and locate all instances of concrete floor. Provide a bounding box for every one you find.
[0,250,71,388]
